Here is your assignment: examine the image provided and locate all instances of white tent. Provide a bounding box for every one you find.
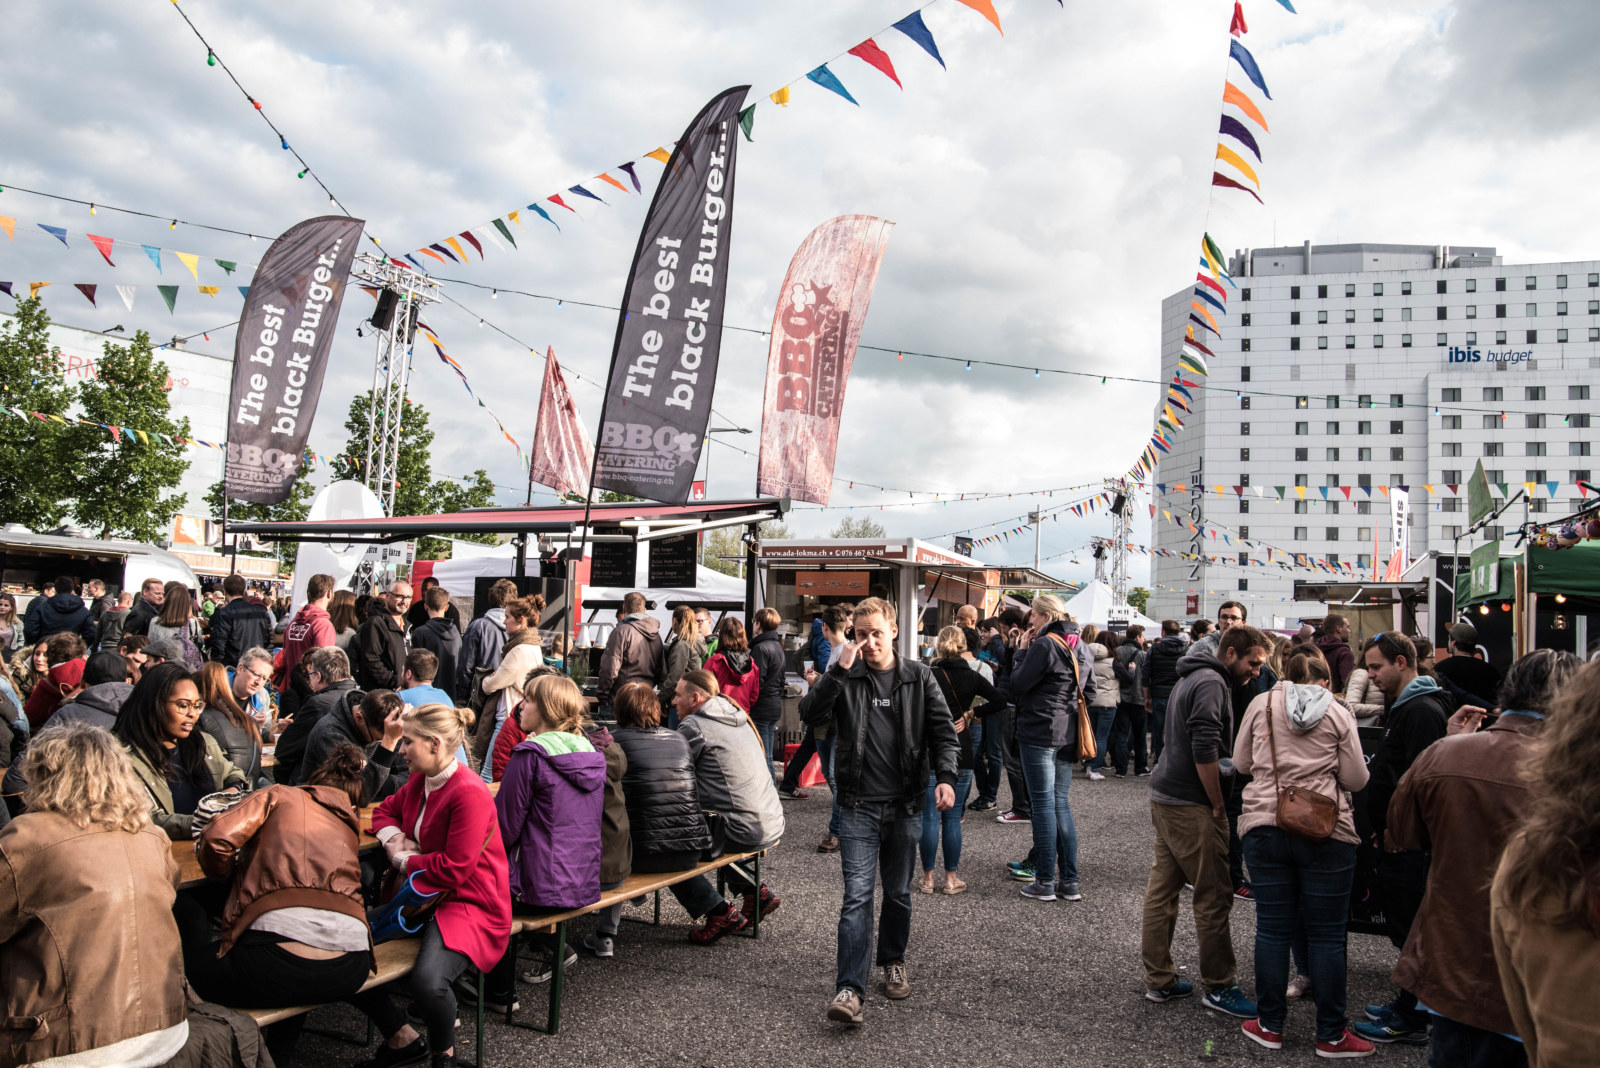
[1063,580,1160,631]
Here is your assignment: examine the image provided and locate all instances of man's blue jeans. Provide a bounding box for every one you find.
[1087,706,1116,771]
[978,715,1005,803]
[818,736,840,838]
[1243,827,1357,1043]
[1020,743,1078,891]
[919,769,973,872]
[1149,697,1168,765]
[835,800,919,997]
[755,721,777,785]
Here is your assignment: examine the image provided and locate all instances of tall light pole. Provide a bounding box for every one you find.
[701,425,752,498]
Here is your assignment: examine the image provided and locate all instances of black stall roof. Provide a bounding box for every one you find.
[228,497,788,544]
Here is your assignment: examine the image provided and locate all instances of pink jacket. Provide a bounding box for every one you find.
[280,603,336,683]
[1233,682,1369,845]
[371,765,512,972]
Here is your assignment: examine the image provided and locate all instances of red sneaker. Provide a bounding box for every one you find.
[741,887,781,921]
[688,905,748,945]
[1242,1019,1283,1050]
[1316,1030,1376,1059]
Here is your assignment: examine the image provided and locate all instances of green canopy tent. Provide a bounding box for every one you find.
[1454,541,1600,608]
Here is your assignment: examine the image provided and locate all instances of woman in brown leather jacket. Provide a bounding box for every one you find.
[178,743,376,1019]
[0,721,188,1067]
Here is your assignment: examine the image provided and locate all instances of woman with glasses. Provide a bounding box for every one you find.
[196,661,266,787]
[112,662,248,839]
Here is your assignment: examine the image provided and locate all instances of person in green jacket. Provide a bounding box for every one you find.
[113,661,247,840]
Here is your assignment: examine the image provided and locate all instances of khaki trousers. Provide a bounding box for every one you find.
[1141,801,1236,992]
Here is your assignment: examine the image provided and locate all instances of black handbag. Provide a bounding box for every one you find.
[700,810,728,861]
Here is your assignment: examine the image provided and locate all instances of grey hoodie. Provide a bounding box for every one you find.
[677,695,784,850]
[1148,651,1236,808]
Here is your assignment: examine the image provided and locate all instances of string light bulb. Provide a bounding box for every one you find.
[964,361,971,371]
[297,169,307,179]
[280,136,289,150]
[169,219,177,229]
[88,203,96,215]
[329,195,336,207]
[897,352,903,361]
[490,289,498,299]
[1034,368,1040,378]
[206,50,216,66]
[251,98,262,110]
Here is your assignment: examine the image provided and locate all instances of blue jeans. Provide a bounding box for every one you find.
[1149,696,1168,765]
[1429,1014,1526,1068]
[835,800,919,997]
[1243,827,1357,1042]
[1020,743,1078,890]
[978,715,1005,803]
[754,720,777,785]
[1087,706,1116,770]
[919,770,973,871]
[818,736,841,838]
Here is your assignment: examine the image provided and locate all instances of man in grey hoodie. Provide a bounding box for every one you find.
[671,669,787,940]
[457,578,514,698]
[598,592,664,708]
[1140,624,1270,1019]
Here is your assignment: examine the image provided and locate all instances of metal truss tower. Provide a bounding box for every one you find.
[350,254,439,516]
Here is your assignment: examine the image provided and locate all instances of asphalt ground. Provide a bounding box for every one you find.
[284,770,1432,1067]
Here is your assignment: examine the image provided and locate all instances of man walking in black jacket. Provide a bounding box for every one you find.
[800,597,959,1027]
[354,581,410,691]
[207,574,275,666]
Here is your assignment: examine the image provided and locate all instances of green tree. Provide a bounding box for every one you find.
[204,467,314,570]
[68,330,190,540]
[1128,586,1151,616]
[830,515,885,538]
[0,298,81,529]
[699,520,790,578]
[330,392,498,559]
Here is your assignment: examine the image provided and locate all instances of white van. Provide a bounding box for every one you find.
[0,526,200,608]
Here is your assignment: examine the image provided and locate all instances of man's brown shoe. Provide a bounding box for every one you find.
[826,988,863,1024]
[883,961,910,1000]
[816,834,840,853]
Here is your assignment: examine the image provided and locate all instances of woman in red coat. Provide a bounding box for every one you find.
[705,617,760,713]
[365,702,512,1066]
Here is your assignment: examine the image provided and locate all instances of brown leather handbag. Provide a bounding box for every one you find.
[1046,633,1096,763]
[1265,690,1340,842]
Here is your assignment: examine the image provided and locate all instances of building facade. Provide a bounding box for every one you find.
[1150,242,1598,624]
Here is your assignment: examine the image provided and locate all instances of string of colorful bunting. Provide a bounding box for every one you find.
[0,282,249,312]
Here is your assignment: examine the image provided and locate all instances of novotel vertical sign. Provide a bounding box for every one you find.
[1445,346,1532,367]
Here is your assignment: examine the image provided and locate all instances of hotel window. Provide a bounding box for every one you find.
[1326,474,1341,487]
[1374,282,1385,296]
[1592,274,1600,286]
[1326,528,1340,541]
[1591,301,1599,313]
[1318,336,1329,349]
[1467,331,1478,344]
[1591,328,1600,341]
[1346,336,1357,349]
[1318,310,1329,324]
[1441,526,1463,540]
[1573,386,1591,400]
[1442,468,1462,482]
[1295,422,1308,435]
[1437,306,1448,320]
[1441,388,1462,402]
[1241,338,1251,351]
[1485,442,1504,456]
[1290,285,1301,299]
[1375,334,1386,347]
[1527,442,1547,457]
[1374,308,1385,322]
[1357,554,1373,570]
[1290,311,1301,325]
[1241,313,1252,326]
[1326,395,1340,409]
[1571,442,1592,456]
[1484,387,1503,401]
[1241,366,1252,381]
[1496,331,1507,344]
[1483,414,1501,429]
[1326,448,1340,461]
[1528,469,1548,484]
[1357,526,1373,543]
[1241,422,1251,435]
[1528,413,1547,428]
[1487,473,1504,486]
[1558,274,1568,289]
[1496,304,1507,318]
[1294,527,1308,541]
[1359,394,1373,407]
[1327,554,1340,566]
[1437,280,1448,294]
[1559,328,1570,342]
[1558,301,1569,315]
[1318,285,1329,298]
[1239,499,1249,513]
[1495,277,1507,291]
[1237,579,1249,592]
[1358,446,1372,461]
[1571,415,1593,428]
[1527,276,1538,290]
[1437,333,1448,346]
[1526,303,1538,317]
[1242,288,1252,300]
[1527,330,1539,343]
[1240,396,1251,409]
[1295,447,1308,461]
[1389,419,1404,433]
[1391,447,1405,461]
[1440,498,1460,512]
[1241,474,1250,487]
[1239,527,1249,538]
[1574,469,1593,483]
[1358,472,1372,486]
[1442,415,1462,429]
[1358,420,1372,435]
[1403,281,1413,295]
[1295,501,1309,514]
[1466,305,1476,319]
[1357,501,1372,515]
[1346,309,1357,323]
[1466,279,1477,292]
[1240,448,1250,462]
[1327,422,1341,435]
[1237,553,1249,566]
[1531,499,1548,513]
[1295,474,1309,487]
[1346,284,1357,297]
[1391,394,1404,407]
[1402,334,1413,347]
[1442,442,1462,456]
[1401,307,1413,321]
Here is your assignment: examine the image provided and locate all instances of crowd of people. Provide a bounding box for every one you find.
[2,568,1598,1067]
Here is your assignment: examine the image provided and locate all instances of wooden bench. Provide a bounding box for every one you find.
[502,847,771,1035]
[241,938,489,1068]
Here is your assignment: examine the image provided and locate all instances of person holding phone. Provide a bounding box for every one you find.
[800,598,959,1027]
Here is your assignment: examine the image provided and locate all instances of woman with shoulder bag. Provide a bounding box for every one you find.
[1231,647,1371,1057]
[921,626,1007,895]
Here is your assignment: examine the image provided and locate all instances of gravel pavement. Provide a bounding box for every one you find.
[285,770,1431,1067]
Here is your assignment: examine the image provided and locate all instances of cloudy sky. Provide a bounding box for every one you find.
[5,0,1598,584]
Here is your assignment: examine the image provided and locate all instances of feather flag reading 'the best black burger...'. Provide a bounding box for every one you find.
[224,215,364,503]
[590,87,749,503]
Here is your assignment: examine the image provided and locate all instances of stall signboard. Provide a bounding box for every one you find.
[648,533,698,588]
[1469,541,1502,600]
[590,540,638,587]
[796,571,871,596]
[760,542,900,560]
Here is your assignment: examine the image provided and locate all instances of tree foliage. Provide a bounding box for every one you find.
[327,392,497,559]
[1128,586,1151,615]
[0,298,79,528]
[699,520,790,578]
[830,515,885,538]
[68,330,190,541]
[204,468,314,570]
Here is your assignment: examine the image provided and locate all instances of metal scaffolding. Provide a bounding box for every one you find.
[350,254,439,516]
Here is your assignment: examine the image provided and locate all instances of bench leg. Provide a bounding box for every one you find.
[547,921,567,1034]
[654,888,661,925]
[752,853,762,940]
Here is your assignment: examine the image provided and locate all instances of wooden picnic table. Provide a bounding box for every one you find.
[174,781,499,889]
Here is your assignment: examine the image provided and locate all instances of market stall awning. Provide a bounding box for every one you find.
[228,498,788,544]
[1455,542,1600,608]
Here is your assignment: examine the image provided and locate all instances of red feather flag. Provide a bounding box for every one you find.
[848,40,902,88]
[1230,1,1248,37]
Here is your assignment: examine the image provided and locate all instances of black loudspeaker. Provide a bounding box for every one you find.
[1111,493,1127,515]
[371,289,398,330]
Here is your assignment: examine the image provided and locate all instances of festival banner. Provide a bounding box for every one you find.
[591,86,749,503]
[756,215,894,504]
[529,347,593,499]
[224,215,364,503]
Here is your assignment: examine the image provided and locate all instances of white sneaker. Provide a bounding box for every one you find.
[1087,769,1105,781]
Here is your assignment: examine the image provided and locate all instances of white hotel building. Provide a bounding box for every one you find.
[1149,241,1598,625]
